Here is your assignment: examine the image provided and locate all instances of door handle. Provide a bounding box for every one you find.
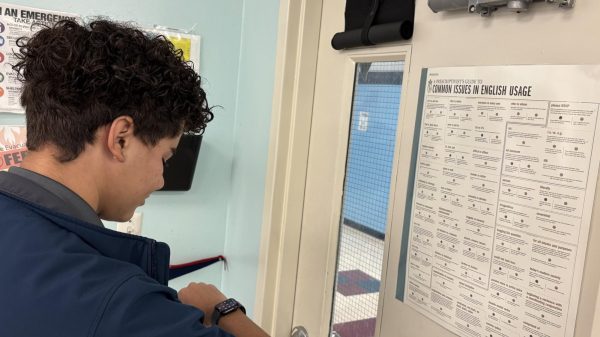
[291,326,308,337]
[291,326,343,337]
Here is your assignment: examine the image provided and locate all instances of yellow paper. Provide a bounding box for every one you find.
[167,36,192,62]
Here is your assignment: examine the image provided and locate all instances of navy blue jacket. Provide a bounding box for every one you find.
[0,189,234,337]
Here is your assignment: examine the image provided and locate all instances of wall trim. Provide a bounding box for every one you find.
[254,0,323,336]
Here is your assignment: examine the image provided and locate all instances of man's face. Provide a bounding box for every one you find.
[102,134,181,222]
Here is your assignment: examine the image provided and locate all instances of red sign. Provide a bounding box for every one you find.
[0,126,27,171]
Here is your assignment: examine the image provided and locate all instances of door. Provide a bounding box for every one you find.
[285,1,600,337]
[290,0,412,336]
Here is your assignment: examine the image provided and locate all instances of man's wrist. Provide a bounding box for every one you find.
[215,309,245,327]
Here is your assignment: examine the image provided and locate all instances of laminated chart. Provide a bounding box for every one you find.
[398,66,600,337]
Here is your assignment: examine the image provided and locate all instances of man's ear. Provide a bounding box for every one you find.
[107,116,135,162]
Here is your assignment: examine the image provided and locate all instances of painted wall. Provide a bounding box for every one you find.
[0,0,279,316]
[221,0,280,315]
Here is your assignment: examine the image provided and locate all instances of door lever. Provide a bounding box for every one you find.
[291,326,308,337]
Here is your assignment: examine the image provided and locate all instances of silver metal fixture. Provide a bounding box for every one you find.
[428,0,575,16]
[291,326,309,337]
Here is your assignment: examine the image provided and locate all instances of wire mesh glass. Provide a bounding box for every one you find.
[330,61,404,337]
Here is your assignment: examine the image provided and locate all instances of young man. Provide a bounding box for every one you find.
[0,20,269,337]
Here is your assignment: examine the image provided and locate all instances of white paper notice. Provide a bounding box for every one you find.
[0,3,80,113]
[403,65,600,337]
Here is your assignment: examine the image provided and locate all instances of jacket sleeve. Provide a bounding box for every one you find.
[91,274,235,337]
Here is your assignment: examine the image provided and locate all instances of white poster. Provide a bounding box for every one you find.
[401,65,600,337]
[0,3,80,113]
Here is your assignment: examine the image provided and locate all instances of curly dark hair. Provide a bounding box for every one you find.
[13,19,213,162]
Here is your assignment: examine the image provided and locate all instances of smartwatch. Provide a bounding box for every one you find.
[211,298,246,326]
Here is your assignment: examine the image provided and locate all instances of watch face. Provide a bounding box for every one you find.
[217,298,239,314]
[212,298,246,325]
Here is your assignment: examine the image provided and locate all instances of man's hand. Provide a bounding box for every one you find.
[178,282,227,323]
[178,282,270,337]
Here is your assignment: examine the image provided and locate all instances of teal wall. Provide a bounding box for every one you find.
[0,0,280,317]
[221,0,280,313]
